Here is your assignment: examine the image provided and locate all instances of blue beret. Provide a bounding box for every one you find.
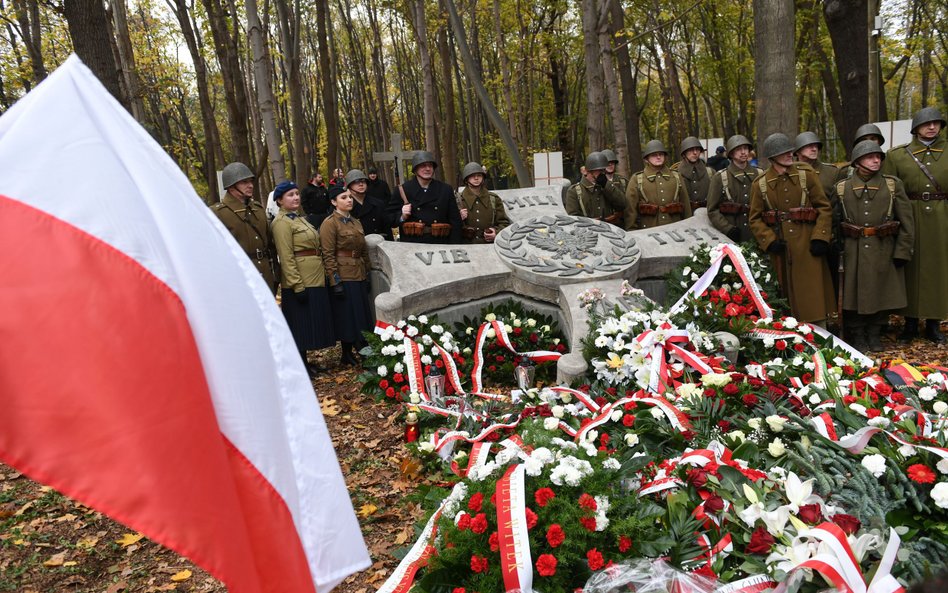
[273,181,298,201]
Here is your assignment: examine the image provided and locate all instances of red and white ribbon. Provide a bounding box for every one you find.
[669,243,772,320]
[714,575,776,593]
[495,465,533,593]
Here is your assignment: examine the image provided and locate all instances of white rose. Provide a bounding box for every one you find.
[513,319,522,327]
[728,430,746,443]
[504,324,513,333]
[768,438,786,457]
[624,433,639,446]
[603,458,621,470]
[552,405,565,418]
[409,392,421,404]
[418,442,434,454]
[418,315,428,324]
[377,365,388,377]
[611,410,623,422]
[766,415,786,432]
[899,444,916,457]
[723,264,733,273]
[542,325,551,333]
[937,458,948,475]
[650,407,665,419]
[861,454,887,478]
[560,392,572,403]
[527,318,537,327]
[935,401,948,415]
[486,329,496,339]
[931,482,948,509]
[543,417,560,431]
[919,386,938,401]
[748,418,763,430]
[465,327,474,335]
[485,313,496,322]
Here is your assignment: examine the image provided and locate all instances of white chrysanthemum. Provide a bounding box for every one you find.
[543,417,560,431]
[861,454,887,478]
[934,401,948,415]
[919,386,938,401]
[603,458,621,470]
[524,457,544,476]
[377,365,388,377]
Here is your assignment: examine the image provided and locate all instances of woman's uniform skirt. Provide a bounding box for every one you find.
[281,286,336,350]
[331,280,374,343]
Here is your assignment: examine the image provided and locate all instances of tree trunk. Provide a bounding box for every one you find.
[609,0,639,175]
[753,0,796,164]
[316,0,340,171]
[598,1,628,177]
[443,0,531,187]
[11,0,46,86]
[438,25,459,185]
[822,0,868,151]
[245,0,286,184]
[581,0,605,151]
[111,0,146,122]
[411,0,439,160]
[63,0,127,109]
[274,0,309,185]
[201,0,251,164]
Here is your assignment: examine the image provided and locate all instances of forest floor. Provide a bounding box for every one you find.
[1,328,946,593]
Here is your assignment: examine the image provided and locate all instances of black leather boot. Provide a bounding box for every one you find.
[899,317,919,343]
[340,342,359,366]
[925,319,947,345]
[866,324,884,351]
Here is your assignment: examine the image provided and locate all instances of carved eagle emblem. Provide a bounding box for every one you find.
[526,226,602,260]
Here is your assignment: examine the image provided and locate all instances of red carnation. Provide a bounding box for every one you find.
[831,513,861,535]
[793,342,805,352]
[468,492,484,513]
[546,524,565,548]
[489,531,499,552]
[600,433,610,446]
[579,493,598,510]
[908,464,937,484]
[798,504,823,524]
[393,373,404,383]
[379,379,389,389]
[470,513,488,534]
[866,408,881,419]
[385,387,395,398]
[875,383,893,396]
[704,494,725,513]
[536,553,558,577]
[535,487,555,507]
[775,340,787,351]
[453,588,465,593]
[618,536,632,553]
[495,355,504,362]
[470,555,488,573]
[456,513,471,531]
[718,420,732,431]
[488,365,496,372]
[525,507,538,530]
[586,548,605,571]
[622,414,635,427]
[745,526,775,555]
[723,383,740,396]
[529,333,539,343]
[691,565,716,580]
[580,516,597,531]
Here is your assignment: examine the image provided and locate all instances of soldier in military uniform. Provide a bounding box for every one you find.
[832,141,915,351]
[854,123,885,147]
[602,149,628,195]
[211,162,278,292]
[386,151,463,244]
[565,151,626,226]
[749,134,835,324]
[672,136,711,212]
[707,135,763,242]
[882,107,948,343]
[341,169,391,239]
[624,140,692,230]
[457,162,510,243]
[793,131,842,196]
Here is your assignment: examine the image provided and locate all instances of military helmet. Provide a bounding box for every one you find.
[222,162,254,189]
[794,131,822,153]
[725,135,753,156]
[853,123,885,147]
[461,161,486,181]
[344,169,368,187]
[762,133,795,160]
[911,107,947,133]
[585,151,609,171]
[411,150,438,172]
[642,139,668,159]
[601,148,619,163]
[679,136,704,155]
[851,140,886,164]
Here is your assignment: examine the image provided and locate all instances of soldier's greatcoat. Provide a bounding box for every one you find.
[565,177,626,220]
[833,173,915,315]
[673,159,711,210]
[212,193,277,291]
[624,165,692,230]
[882,134,948,319]
[459,186,510,243]
[707,164,763,242]
[748,164,835,323]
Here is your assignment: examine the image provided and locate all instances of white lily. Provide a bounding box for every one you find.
[761,506,791,536]
[784,472,820,512]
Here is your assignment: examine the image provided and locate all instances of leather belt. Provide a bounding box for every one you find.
[294,249,321,257]
[336,249,360,258]
[908,192,948,201]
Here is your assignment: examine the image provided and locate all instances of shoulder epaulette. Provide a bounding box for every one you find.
[891,143,910,151]
[793,162,816,172]
[670,161,681,171]
[211,202,226,210]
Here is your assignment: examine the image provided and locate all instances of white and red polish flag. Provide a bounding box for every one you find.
[0,56,369,592]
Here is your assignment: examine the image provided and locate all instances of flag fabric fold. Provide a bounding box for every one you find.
[0,55,369,593]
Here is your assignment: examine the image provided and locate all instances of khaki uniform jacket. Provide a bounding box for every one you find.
[459,187,510,243]
[672,159,711,209]
[320,211,371,284]
[271,208,326,292]
[707,164,763,242]
[749,164,835,322]
[624,165,692,230]
[815,162,844,198]
[832,173,915,315]
[565,176,626,220]
[608,174,628,197]
[882,135,948,318]
[212,194,277,291]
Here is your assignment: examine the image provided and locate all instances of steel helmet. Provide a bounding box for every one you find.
[584,151,609,171]
[725,135,753,156]
[461,162,486,182]
[601,148,619,163]
[853,123,885,146]
[411,151,438,171]
[678,136,704,155]
[344,169,368,187]
[911,107,947,134]
[222,162,254,189]
[850,139,886,164]
[642,139,668,159]
[762,133,795,160]
[793,131,822,153]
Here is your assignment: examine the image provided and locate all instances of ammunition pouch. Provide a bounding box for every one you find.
[719,201,749,215]
[840,220,901,238]
[789,207,818,223]
[660,202,684,215]
[462,226,479,241]
[402,221,425,237]
[430,222,453,238]
[603,210,624,225]
[638,202,660,216]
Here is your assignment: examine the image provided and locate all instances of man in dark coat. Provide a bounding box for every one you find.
[344,169,392,239]
[386,151,463,243]
[301,173,330,227]
[366,167,391,202]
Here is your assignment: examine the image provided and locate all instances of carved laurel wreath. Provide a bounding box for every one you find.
[495,215,639,277]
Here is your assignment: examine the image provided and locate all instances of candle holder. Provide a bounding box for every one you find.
[405,412,419,443]
[514,357,535,391]
[424,367,446,405]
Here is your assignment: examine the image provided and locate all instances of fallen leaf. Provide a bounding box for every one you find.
[394,526,412,545]
[14,501,33,516]
[56,513,78,522]
[115,532,144,547]
[105,580,128,593]
[321,397,342,416]
[399,458,422,480]
[62,560,78,567]
[12,538,27,546]
[0,503,15,519]
[76,535,99,549]
[170,569,192,582]
[357,503,378,518]
[43,551,67,567]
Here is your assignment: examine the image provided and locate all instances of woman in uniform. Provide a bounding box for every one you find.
[320,175,375,366]
[271,181,335,377]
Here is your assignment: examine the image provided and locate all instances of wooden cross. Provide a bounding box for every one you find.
[372,132,418,186]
